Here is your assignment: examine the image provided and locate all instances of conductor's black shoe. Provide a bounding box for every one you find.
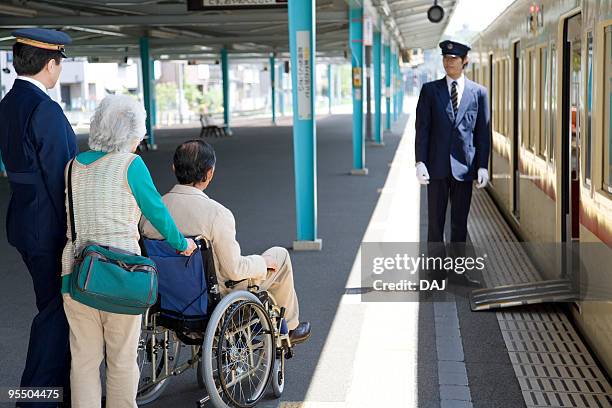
[289,322,311,345]
[449,273,481,287]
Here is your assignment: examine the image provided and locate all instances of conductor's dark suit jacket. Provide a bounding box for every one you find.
[415,77,491,181]
[0,79,77,253]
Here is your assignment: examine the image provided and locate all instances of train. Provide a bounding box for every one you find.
[467,0,612,376]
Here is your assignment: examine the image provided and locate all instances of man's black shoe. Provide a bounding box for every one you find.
[289,322,311,345]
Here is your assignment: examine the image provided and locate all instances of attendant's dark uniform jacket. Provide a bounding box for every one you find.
[0,78,76,393]
[415,77,490,181]
[0,79,77,252]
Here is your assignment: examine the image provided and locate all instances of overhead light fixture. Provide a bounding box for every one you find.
[427,0,445,23]
[149,29,178,39]
[63,26,127,37]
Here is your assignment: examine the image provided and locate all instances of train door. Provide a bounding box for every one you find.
[512,41,520,218]
[562,13,582,242]
[489,53,494,175]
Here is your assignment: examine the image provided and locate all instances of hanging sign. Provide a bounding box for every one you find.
[187,0,287,11]
[363,17,373,46]
[296,30,312,121]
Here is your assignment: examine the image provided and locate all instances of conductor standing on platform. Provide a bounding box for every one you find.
[0,29,76,405]
[414,40,491,285]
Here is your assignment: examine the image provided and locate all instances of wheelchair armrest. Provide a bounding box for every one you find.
[224,279,260,292]
[224,278,248,289]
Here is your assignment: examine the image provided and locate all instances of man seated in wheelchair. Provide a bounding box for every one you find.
[140,139,311,344]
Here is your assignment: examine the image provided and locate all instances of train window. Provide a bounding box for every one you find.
[529,48,538,152]
[500,60,505,135]
[584,32,593,184]
[492,60,496,131]
[522,50,528,148]
[523,51,528,147]
[498,60,503,133]
[506,58,510,135]
[486,62,491,102]
[499,59,503,133]
[494,60,499,132]
[506,58,511,136]
[490,61,493,128]
[604,27,612,194]
[540,46,549,157]
[550,43,557,162]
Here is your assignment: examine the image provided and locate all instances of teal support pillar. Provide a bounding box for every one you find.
[270,55,276,124]
[150,59,157,127]
[278,63,285,116]
[327,63,333,114]
[139,37,156,148]
[289,0,321,250]
[399,64,404,116]
[221,48,232,135]
[373,30,383,145]
[349,6,367,175]
[384,43,391,131]
[396,56,402,118]
[392,51,398,123]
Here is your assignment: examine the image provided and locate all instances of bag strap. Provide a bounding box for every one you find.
[67,158,77,245]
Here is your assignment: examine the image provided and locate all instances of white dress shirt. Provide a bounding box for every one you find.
[16,76,47,93]
[446,74,465,109]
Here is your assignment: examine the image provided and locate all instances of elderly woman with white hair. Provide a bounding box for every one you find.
[60,94,196,408]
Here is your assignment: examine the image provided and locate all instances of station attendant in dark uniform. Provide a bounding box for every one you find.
[0,29,77,404]
[414,40,491,285]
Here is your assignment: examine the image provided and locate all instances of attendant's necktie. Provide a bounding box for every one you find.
[451,80,458,117]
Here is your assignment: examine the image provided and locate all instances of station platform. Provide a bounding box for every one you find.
[0,103,610,408]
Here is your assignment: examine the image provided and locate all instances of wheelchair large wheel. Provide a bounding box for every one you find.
[201,291,275,408]
[136,317,181,405]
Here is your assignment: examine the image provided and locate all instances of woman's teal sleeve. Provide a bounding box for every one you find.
[128,156,187,251]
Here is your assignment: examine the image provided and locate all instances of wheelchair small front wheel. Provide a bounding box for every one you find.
[271,356,285,398]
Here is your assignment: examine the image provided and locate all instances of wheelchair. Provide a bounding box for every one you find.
[137,237,293,407]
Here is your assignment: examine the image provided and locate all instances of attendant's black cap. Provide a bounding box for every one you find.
[11,28,72,58]
[439,40,470,57]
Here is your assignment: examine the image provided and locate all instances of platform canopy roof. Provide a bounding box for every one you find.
[0,0,456,61]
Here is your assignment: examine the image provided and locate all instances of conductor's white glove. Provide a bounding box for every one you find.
[415,162,430,185]
[476,168,489,189]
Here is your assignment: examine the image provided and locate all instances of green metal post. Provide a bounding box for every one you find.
[270,55,276,124]
[139,37,156,148]
[221,48,232,135]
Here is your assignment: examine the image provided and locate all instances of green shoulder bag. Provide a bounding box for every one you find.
[61,158,158,315]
